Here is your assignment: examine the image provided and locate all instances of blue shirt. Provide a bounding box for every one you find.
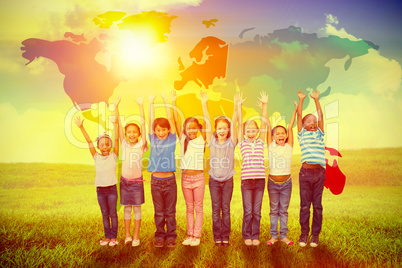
[148,132,177,173]
[297,127,326,169]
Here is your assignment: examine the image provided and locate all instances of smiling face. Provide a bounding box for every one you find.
[185,121,200,140]
[125,125,140,145]
[97,137,112,156]
[244,121,259,142]
[155,124,169,140]
[303,114,318,132]
[215,120,230,141]
[273,126,287,146]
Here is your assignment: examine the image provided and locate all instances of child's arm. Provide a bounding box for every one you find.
[310,89,324,132]
[170,90,182,139]
[297,89,306,133]
[231,93,240,145]
[114,98,124,143]
[148,94,156,136]
[237,92,244,142]
[258,91,268,142]
[111,99,120,156]
[75,116,96,157]
[135,97,148,151]
[200,91,211,143]
[287,101,297,147]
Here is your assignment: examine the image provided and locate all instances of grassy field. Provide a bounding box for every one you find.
[0,147,401,267]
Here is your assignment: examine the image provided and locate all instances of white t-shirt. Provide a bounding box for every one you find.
[268,142,293,175]
[94,152,118,187]
[121,139,146,179]
[180,135,205,170]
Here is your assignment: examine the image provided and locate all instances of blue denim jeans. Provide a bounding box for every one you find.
[268,176,292,239]
[120,176,145,206]
[209,177,234,242]
[241,179,265,240]
[299,166,326,236]
[151,175,177,241]
[97,185,118,239]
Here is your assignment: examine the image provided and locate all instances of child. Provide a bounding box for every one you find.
[201,91,240,247]
[172,91,207,247]
[148,93,178,248]
[74,103,119,247]
[117,97,147,247]
[296,89,326,248]
[266,101,297,246]
[238,91,268,246]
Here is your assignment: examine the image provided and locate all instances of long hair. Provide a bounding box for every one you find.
[183,117,202,155]
[214,116,231,139]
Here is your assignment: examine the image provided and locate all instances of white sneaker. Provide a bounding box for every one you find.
[244,239,252,246]
[190,238,200,246]
[182,237,192,246]
[252,240,260,246]
[132,239,140,247]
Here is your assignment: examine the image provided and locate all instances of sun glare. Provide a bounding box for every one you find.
[118,30,156,67]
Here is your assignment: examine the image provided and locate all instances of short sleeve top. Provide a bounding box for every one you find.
[94,152,118,187]
[148,132,177,173]
[208,134,236,181]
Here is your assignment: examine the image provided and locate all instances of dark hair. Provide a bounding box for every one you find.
[153,118,171,131]
[214,116,231,139]
[242,120,258,134]
[183,117,202,155]
[272,125,288,143]
[302,113,316,126]
[125,123,141,135]
[96,134,113,147]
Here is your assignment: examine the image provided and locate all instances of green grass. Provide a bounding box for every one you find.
[0,148,401,267]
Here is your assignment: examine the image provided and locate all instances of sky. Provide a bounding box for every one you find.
[0,0,401,164]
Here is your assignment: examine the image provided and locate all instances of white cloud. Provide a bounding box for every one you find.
[325,13,339,25]
[317,14,359,41]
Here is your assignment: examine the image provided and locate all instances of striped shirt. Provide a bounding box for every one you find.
[240,138,266,180]
[297,128,326,169]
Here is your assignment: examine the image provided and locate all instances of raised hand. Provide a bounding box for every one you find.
[310,89,320,100]
[258,91,268,104]
[161,92,168,102]
[170,89,177,102]
[294,101,298,109]
[134,97,144,106]
[74,116,83,127]
[148,94,156,103]
[200,90,208,104]
[297,89,306,100]
[235,91,247,105]
[114,97,121,108]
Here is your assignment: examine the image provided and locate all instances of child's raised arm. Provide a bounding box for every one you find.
[114,98,124,144]
[297,89,306,133]
[310,89,324,132]
[111,99,120,156]
[75,116,96,157]
[287,101,297,147]
[135,97,148,151]
[231,93,241,145]
[200,91,211,143]
[257,91,268,142]
[148,94,156,136]
[170,90,181,139]
[237,92,244,142]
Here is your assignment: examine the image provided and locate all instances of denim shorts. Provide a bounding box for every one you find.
[120,176,145,206]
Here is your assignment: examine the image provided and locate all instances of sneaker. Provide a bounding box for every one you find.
[252,240,260,246]
[124,237,133,245]
[299,235,308,247]
[310,235,319,247]
[167,239,176,248]
[190,238,200,247]
[244,239,252,246]
[222,241,230,247]
[132,239,140,247]
[182,237,192,246]
[154,239,164,248]
[215,241,222,247]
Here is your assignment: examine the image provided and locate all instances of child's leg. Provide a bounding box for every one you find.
[97,186,112,240]
[193,173,205,238]
[268,179,280,239]
[241,180,254,240]
[311,168,326,236]
[182,175,195,237]
[209,177,222,242]
[151,179,166,241]
[251,179,265,240]
[133,206,142,240]
[124,206,132,238]
[164,178,177,242]
[221,178,234,242]
[299,167,313,236]
[278,179,292,238]
[107,185,119,240]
